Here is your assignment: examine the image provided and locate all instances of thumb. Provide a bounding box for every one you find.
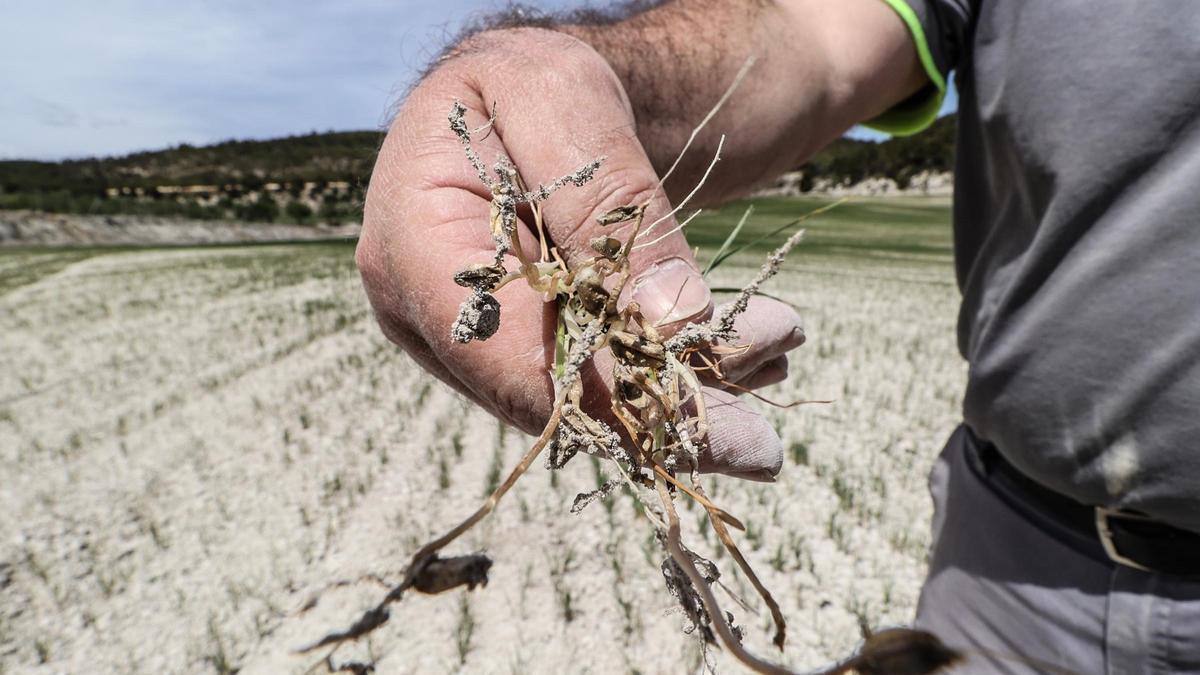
[626,246,713,328]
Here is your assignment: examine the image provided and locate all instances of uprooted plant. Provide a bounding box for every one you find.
[301,86,963,674]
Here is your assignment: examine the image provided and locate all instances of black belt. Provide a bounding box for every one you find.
[970,433,1200,577]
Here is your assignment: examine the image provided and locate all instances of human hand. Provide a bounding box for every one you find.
[356,29,804,480]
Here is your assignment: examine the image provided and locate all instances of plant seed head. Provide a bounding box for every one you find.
[454,263,504,290]
[590,236,623,260]
[451,289,501,343]
[596,205,642,226]
[448,100,473,145]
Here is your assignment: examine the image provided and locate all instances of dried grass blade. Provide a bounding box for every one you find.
[693,481,788,651]
[651,55,756,196]
[654,477,795,675]
[651,462,745,531]
[718,380,833,409]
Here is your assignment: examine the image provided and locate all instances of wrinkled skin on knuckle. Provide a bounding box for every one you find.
[357,191,428,340]
[457,28,630,108]
[354,227,398,333]
[353,229,380,293]
[559,170,661,253]
[488,371,552,436]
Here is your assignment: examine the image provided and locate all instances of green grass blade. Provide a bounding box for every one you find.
[711,218,800,270]
[708,287,798,309]
[702,204,753,277]
[710,198,848,270]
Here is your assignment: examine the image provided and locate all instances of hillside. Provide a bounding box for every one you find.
[0,116,955,224]
[0,131,381,192]
[0,132,383,225]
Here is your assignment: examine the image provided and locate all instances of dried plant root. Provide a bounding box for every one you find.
[694,480,787,650]
[650,462,745,531]
[303,92,967,675]
[296,408,562,657]
[386,404,563,602]
[655,477,794,674]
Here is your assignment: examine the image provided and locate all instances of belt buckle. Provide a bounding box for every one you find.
[1094,506,1155,572]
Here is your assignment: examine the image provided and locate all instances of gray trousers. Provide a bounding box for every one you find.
[914,426,1200,674]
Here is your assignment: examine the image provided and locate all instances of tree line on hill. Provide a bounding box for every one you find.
[0,131,381,224]
[800,114,955,190]
[0,116,954,223]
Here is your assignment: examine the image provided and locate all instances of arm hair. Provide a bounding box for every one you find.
[433,0,925,203]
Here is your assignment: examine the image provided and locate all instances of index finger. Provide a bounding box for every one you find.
[358,74,562,432]
[457,31,714,330]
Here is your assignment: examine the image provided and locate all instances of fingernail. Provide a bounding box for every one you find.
[631,257,711,325]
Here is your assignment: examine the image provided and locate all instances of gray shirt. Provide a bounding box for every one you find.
[887,1,1200,531]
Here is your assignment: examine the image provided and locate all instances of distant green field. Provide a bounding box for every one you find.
[0,240,355,296]
[685,195,953,267]
[0,196,955,296]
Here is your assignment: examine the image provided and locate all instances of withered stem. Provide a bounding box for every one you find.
[694,480,788,651]
[654,476,795,675]
[649,462,745,531]
[378,403,566,613]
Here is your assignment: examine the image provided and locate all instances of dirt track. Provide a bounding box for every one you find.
[0,210,360,248]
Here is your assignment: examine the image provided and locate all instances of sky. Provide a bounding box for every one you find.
[0,1,957,161]
[848,74,958,141]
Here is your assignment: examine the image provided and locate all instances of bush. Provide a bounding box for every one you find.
[235,194,281,222]
[285,201,314,224]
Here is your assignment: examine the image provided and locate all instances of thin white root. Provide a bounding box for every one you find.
[638,135,725,242]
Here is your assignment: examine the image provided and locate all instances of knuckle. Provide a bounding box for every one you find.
[369,308,422,363]
[354,229,385,292]
[354,225,418,344]
[560,168,661,253]
[447,29,630,120]
[467,28,614,83]
[489,376,546,435]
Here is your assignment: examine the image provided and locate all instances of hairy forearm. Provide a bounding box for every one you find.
[553,0,926,203]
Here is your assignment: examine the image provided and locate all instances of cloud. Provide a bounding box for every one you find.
[26,97,82,129]
[0,2,962,160]
[0,0,585,159]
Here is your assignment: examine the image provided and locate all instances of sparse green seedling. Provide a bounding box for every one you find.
[788,441,810,467]
[34,639,50,664]
[455,594,475,666]
[437,455,451,491]
[483,442,504,497]
[205,615,237,675]
[550,560,576,623]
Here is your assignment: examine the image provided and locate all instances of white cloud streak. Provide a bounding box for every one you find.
[0,0,584,159]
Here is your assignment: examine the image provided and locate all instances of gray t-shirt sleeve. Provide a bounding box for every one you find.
[892,0,974,78]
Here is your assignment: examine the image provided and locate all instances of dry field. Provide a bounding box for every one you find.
[0,197,966,674]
